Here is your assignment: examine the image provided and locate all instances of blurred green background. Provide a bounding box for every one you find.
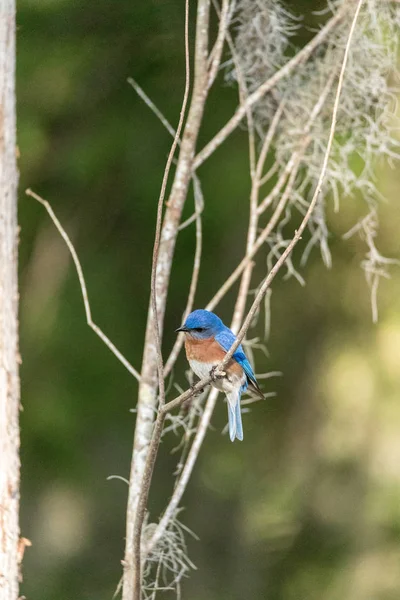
[18,1,400,599]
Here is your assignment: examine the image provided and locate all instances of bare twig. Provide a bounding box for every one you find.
[148,0,193,410]
[26,189,141,382]
[146,389,218,556]
[207,0,230,90]
[254,100,287,186]
[127,78,177,140]
[343,210,400,323]
[223,12,259,322]
[127,78,204,380]
[259,159,280,187]
[164,177,203,378]
[132,411,167,600]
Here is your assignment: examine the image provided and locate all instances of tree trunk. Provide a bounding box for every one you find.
[0,1,21,599]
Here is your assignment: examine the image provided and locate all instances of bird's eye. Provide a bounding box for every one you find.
[194,327,204,332]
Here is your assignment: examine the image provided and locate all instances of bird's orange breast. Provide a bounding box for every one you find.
[184,336,243,375]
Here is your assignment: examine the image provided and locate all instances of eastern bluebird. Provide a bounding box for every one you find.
[176,309,263,442]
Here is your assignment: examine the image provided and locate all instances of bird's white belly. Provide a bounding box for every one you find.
[189,359,245,393]
[189,359,215,381]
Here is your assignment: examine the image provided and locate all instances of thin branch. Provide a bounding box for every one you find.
[171,397,202,475]
[207,0,230,90]
[132,411,167,600]
[223,9,259,323]
[127,78,177,140]
[148,0,192,411]
[259,159,280,187]
[127,77,204,378]
[127,76,204,380]
[177,197,204,231]
[256,161,293,216]
[164,176,203,378]
[131,0,209,482]
[217,0,258,180]
[254,99,286,186]
[193,3,349,169]
[26,189,141,382]
[146,389,218,556]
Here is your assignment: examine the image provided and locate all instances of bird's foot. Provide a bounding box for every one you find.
[210,366,226,381]
[190,383,204,397]
[183,383,204,411]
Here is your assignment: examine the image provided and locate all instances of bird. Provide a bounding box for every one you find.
[176,309,263,442]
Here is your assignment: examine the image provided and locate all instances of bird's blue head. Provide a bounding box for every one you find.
[176,309,224,340]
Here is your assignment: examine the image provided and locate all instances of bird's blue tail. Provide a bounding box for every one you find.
[227,395,243,442]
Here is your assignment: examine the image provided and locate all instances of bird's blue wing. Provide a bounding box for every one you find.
[214,327,258,388]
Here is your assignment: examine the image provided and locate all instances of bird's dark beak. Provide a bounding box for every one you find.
[175,326,188,333]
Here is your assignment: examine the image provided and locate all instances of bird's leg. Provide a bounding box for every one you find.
[182,384,201,411]
[183,383,205,410]
[210,365,226,381]
[182,396,193,411]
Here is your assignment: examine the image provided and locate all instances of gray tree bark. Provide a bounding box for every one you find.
[0,1,21,599]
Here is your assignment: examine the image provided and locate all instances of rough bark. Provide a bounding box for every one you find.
[0,2,21,599]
